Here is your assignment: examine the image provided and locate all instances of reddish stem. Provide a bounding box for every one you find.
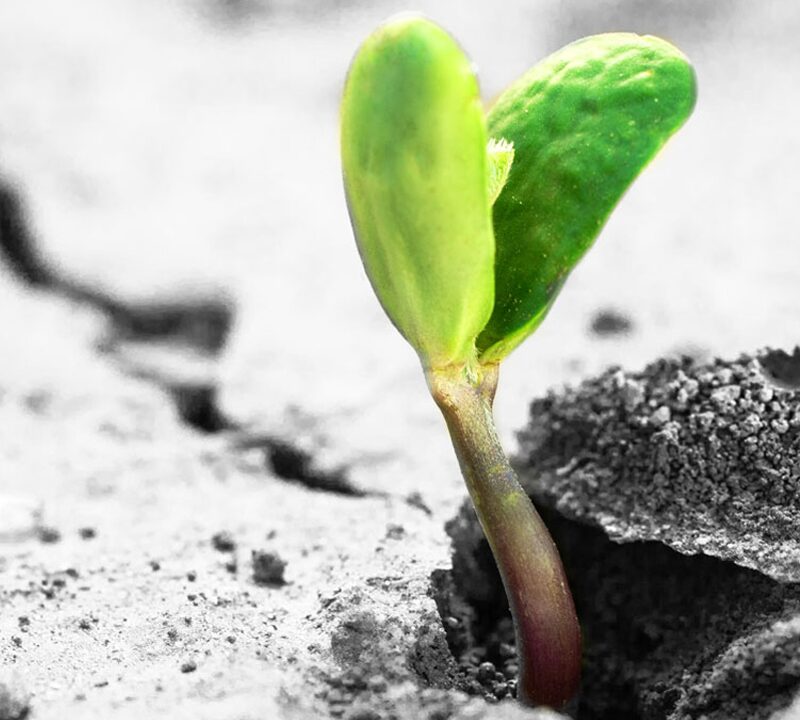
[428,364,581,708]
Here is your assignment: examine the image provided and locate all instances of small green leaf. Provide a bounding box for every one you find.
[487,138,515,205]
[477,33,697,362]
[341,15,494,369]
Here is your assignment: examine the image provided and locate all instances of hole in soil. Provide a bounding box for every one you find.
[0,181,236,436]
[758,348,800,390]
[433,501,800,719]
[0,181,234,355]
[237,435,368,497]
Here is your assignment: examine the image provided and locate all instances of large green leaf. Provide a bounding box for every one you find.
[477,33,697,362]
[341,15,494,370]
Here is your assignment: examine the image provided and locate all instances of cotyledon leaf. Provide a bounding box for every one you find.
[341,15,494,370]
[476,33,697,363]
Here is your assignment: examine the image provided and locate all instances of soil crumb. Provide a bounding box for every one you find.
[251,550,286,587]
[36,526,61,544]
[588,308,633,337]
[180,660,197,674]
[211,530,236,552]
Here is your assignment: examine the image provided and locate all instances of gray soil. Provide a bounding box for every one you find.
[1,2,800,719]
[519,353,800,582]
[446,502,800,720]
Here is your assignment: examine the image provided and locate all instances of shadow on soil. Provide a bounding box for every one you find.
[233,433,370,497]
[432,503,800,719]
[759,348,800,390]
[0,179,380,497]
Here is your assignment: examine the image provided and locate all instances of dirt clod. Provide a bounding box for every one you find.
[211,530,236,552]
[518,352,800,581]
[588,308,633,337]
[251,550,287,587]
[180,660,197,674]
[36,526,60,544]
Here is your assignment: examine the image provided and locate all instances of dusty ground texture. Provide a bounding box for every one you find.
[518,353,800,582]
[0,283,562,719]
[1,0,799,719]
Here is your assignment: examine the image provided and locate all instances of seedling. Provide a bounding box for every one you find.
[341,15,695,708]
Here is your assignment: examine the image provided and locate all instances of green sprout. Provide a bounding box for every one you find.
[341,14,695,709]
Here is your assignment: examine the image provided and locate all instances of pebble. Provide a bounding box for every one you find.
[476,661,496,683]
[211,531,236,553]
[252,550,287,587]
[650,406,671,426]
[37,525,61,544]
[492,681,508,699]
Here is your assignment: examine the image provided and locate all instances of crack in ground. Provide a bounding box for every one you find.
[0,178,235,434]
[234,434,370,497]
[431,501,800,719]
[0,182,53,288]
[0,180,384,496]
[167,382,231,434]
[0,180,234,354]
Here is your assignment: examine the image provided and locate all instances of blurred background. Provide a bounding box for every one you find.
[0,0,798,442]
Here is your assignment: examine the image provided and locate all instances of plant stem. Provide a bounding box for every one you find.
[427,364,581,708]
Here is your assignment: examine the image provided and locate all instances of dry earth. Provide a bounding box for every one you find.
[0,1,799,719]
